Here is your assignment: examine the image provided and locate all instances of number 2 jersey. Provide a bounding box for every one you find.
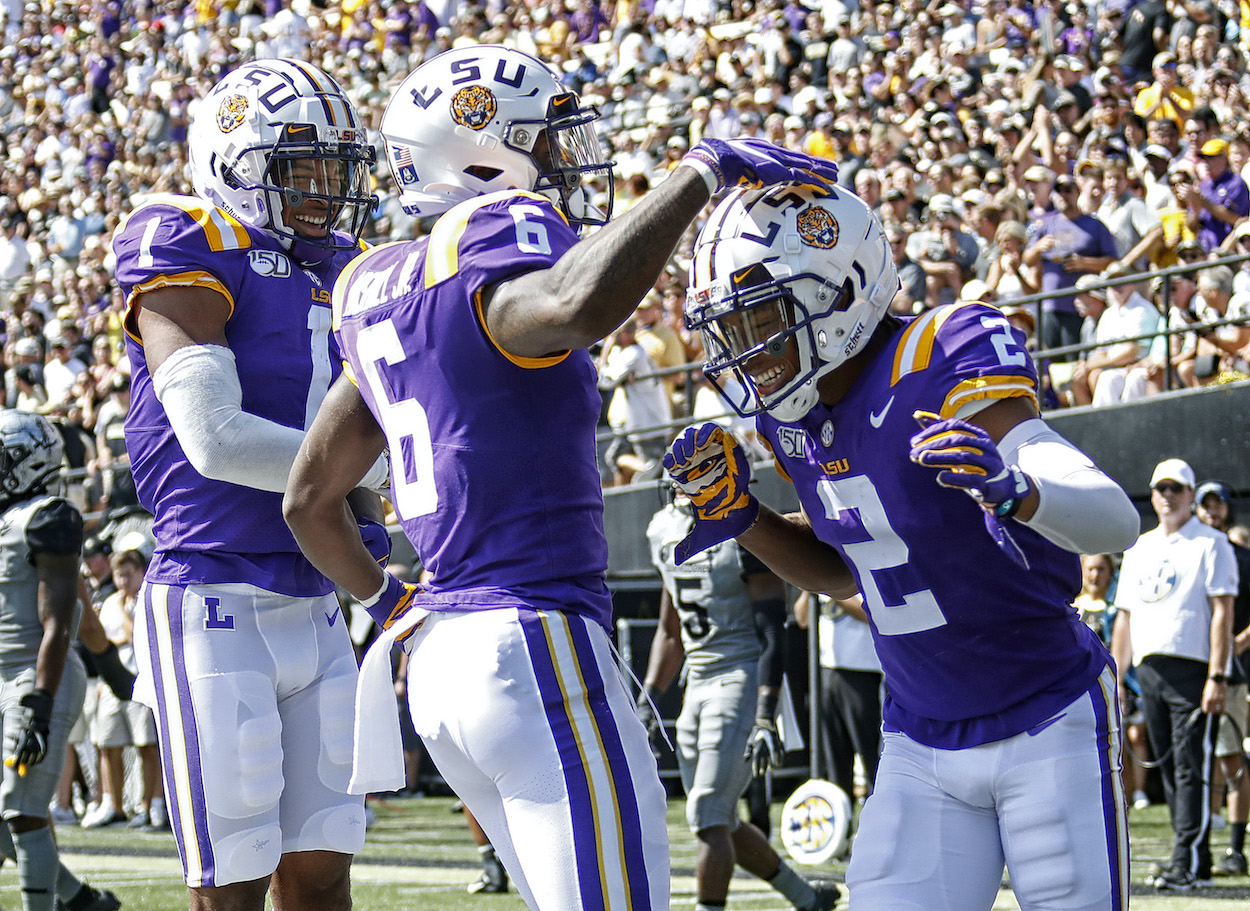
[332,190,612,628]
[757,302,1110,749]
[113,195,361,597]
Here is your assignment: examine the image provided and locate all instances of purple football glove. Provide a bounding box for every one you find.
[360,573,422,651]
[663,423,760,564]
[357,515,393,568]
[909,411,1032,568]
[682,138,838,194]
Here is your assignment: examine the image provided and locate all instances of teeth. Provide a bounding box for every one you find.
[753,365,785,387]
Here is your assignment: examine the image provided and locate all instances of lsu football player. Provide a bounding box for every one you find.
[282,45,839,911]
[664,184,1141,911]
[111,59,389,911]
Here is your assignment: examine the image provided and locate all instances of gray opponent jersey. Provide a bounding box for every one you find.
[0,495,84,677]
[646,502,761,677]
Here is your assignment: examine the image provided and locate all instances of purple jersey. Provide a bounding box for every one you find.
[333,190,612,628]
[114,195,362,596]
[757,303,1109,749]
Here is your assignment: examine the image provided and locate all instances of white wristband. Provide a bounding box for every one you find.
[680,156,719,195]
[360,575,390,609]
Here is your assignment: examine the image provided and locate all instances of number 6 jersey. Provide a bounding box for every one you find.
[332,190,613,628]
[756,302,1109,750]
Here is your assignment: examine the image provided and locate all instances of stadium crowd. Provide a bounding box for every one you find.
[4,0,1250,487]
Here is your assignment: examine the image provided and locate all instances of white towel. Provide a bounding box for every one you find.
[348,606,430,795]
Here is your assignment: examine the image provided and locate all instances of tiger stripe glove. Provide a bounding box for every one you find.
[663,423,760,565]
[909,411,1031,568]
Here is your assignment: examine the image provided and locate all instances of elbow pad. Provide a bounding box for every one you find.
[999,419,1140,555]
[152,344,306,492]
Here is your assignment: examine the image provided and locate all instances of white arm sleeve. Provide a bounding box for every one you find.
[998,418,1141,555]
[152,344,307,492]
[153,345,394,495]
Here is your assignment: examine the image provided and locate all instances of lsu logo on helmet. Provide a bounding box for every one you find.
[797,208,839,249]
[450,86,498,130]
[217,94,249,133]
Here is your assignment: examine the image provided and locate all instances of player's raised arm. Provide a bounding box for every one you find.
[486,140,840,358]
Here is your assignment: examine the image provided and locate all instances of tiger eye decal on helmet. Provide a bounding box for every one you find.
[797,207,839,249]
[217,94,249,133]
[451,85,498,130]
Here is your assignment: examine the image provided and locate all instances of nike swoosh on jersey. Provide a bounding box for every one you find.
[325,607,341,627]
[1026,712,1067,736]
[869,396,894,428]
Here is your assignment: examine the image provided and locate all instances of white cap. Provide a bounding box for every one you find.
[113,531,154,561]
[1150,458,1195,489]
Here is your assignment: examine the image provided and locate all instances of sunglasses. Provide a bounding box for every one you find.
[1056,183,1078,193]
[1153,482,1187,494]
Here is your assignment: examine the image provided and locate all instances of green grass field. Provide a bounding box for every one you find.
[16,796,1249,910]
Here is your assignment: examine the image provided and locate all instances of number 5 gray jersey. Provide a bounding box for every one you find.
[646,502,761,677]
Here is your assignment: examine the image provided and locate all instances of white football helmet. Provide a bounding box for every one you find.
[687,184,899,423]
[188,58,377,258]
[0,409,64,509]
[380,46,613,228]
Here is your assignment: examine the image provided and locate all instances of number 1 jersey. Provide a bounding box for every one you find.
[114,195,358,596]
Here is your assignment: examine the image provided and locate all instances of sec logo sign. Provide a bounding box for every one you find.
[780,778,852,865]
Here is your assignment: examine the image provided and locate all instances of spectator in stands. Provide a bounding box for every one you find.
[1069,264,1161,405]
[1187,138,1250,252]
[634,293,687,418]
[909,194,978,308]
[1101,159,1162,271]
[597,319,670,486]
[1181,265,1250,387]
[1113,458,1238,891]
[1134,52,1195,130]
[985,220,1038,302]
[1075,160,1107,215]
[1193,480,1250,877]
[882,223,923,315]
[41,336,86,413]
[1024,172,1119,357]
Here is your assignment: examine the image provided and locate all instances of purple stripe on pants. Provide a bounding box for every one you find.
[1090,671,1127,911]
[564,611,653,911]
[144,584,217,886]
[520,610,608,910]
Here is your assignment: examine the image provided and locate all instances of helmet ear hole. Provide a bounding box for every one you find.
[464,165,504,182]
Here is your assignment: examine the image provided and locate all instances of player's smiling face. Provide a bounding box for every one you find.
[274,158,344,239]
[720,303,800,397]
